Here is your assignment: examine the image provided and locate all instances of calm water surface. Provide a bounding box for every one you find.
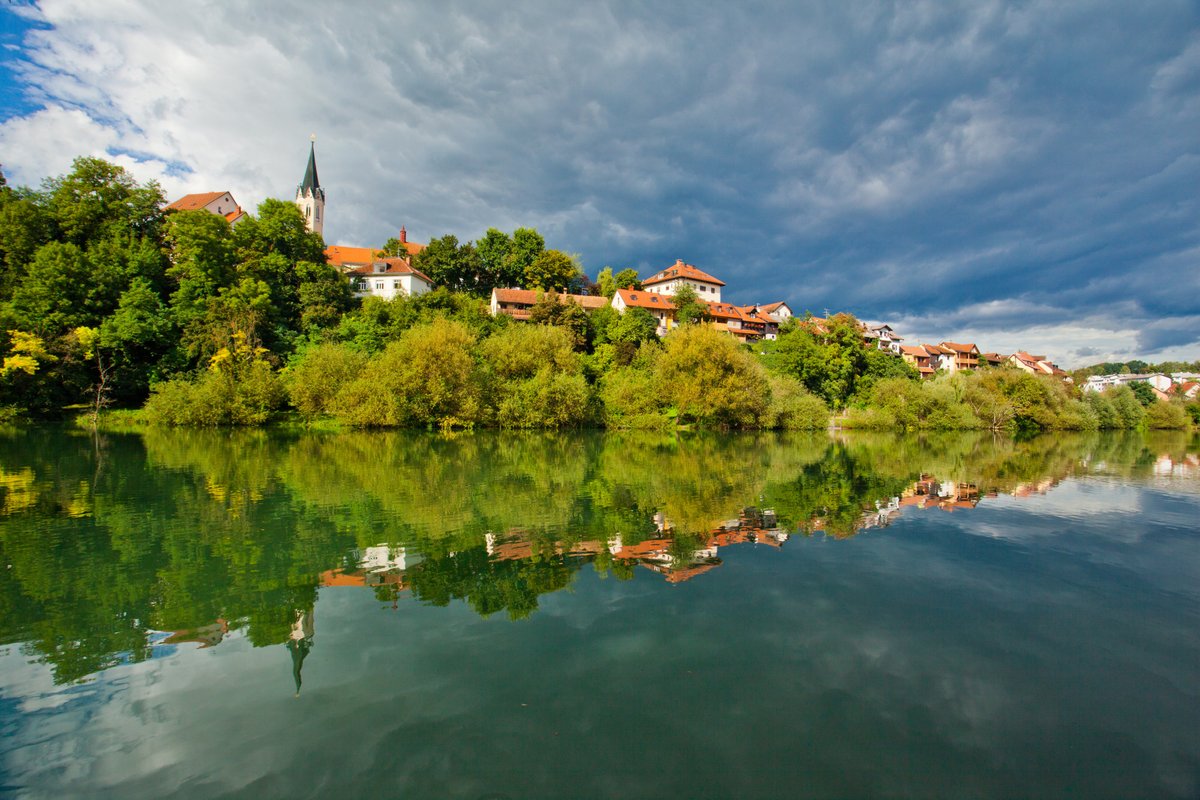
[0,428,1197,799]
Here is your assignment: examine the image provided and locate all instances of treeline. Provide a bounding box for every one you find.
[0,157,1194,432]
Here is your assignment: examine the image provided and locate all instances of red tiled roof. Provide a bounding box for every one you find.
[759,301,790,314]
[939,341,979,354]
[493,288,609,310]
[900,345,930,357]
[642,259,725,287]
[224,208,245,224]
[615,288,676,311]
[326,242,425,268]
[167,191,227,211]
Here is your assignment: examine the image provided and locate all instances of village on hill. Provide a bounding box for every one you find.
[165,141,1198,398]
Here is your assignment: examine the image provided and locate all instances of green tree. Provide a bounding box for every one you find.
[1129,380,1156,407]
[670,284,708,326]
[656,325,768,427]
[524,249,579,291]
[613,268,642,290]
[596,267,617,298]
[506,227,545,286]
[476,228,513,289]
[413,234,484,294]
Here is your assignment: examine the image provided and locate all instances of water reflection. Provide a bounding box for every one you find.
[0,428,1195,687]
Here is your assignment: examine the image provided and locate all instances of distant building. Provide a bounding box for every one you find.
[295,138,325,236]
[612,288,676,336]
[326,241,433,300]
[165,190,246,226]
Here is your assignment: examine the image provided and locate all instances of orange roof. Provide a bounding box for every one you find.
[224,208,245,224]
[167,191,228,211]
[493,288,609,309]
[344,257,433,284]
[939,341,979,354]
[759,301,790,314]
[615,288,675,311]
[642,259,725,287]
[326,242,424,268]
[900,345,930,357]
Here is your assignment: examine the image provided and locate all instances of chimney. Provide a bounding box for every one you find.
[399,227,407,244]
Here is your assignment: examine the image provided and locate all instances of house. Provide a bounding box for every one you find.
[737,305,781,339]
[165,191,246,226]
[863,323,904,354]
[490,288,609,321]
[326,230,432,300]
[900,345,938,378]
[922,343,958,372]
[344,258,434,300]
[642,259,725,302]
[979,352,1007,367]
[612,288,676,335]
[938,342,980,371]
[707,302,766,342]
[758,301,793,321]
[1009,352,1070,378]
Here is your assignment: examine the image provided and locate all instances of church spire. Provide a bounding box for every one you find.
[295,135,325,235]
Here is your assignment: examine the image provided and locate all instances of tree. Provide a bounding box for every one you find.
[98,277,175,403]
[614,268,642,290]
[476,228,513,289]
[506,227,545,286]
[774,313,868,408]
[43,156,164,246]
[413,234,484,294]
[656,325,768,427]
[670,284,708,326]
[524,249,578,292]
[596,267,617,298]
[1129,380,1156,407]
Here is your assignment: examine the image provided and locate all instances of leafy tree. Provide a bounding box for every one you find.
[528,292,591,351]
[670,284,708,326]
[524,249,578,291]
[596,267,616,298]
[1129,380,1156,407]
[656,325,768,427]
[413,234,484,294]
[295,259,351,332]
[614,268,642,290]
[285,342,368,420]
[774,313,868,408]
[507,227,545,286]
[43,156,164,246]
[98,278,176,403]
[479,325,591,428]
[476,228,513,288]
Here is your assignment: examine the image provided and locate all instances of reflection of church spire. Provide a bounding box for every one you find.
[286,609,314,696]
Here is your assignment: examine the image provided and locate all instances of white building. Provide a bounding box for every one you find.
[642,259,725,302]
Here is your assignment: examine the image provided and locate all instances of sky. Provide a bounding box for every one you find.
[0,1,1197,367]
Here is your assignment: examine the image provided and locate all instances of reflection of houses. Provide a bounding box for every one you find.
[320,545,419,591]
[162,619,230,649]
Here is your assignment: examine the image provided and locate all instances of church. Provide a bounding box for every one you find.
[295,140,434,300]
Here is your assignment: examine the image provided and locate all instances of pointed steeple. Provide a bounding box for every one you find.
[298,136,324,201]
[295,135,326,235]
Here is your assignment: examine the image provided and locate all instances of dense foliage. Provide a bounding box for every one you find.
[0,157,1192,432]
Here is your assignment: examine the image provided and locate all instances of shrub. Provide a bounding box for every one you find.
[143,359,284,426]
[480,325,592,428]
[764,374,829,430]
[334,318,483,428]
[285,342,368,420]
[656,326,767,427]
[1145,400,1189,429]
[599,365,670,429]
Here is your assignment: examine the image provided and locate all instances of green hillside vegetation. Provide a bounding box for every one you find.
[0,157,1193,432]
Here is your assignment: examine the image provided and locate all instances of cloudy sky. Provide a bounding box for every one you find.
[0,1,1197,366]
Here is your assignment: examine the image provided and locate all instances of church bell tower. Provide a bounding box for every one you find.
[295,135,325,236]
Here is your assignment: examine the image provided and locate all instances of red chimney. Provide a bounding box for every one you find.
[399,227,407,244]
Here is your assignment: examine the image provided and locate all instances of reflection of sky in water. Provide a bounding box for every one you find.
[2,483,1197,798]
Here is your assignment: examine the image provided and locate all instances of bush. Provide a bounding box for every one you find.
[143,360,284,426]
[656,326,767,427]
[333,318,483,428]
[764,374,829,430]
[599,365,671,429]
[480,325,592,428]
[285,342,368,420]
[1145,400,1189,429]
[839,406,896,429]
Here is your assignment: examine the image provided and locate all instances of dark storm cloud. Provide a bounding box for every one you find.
[2,0,1197,362]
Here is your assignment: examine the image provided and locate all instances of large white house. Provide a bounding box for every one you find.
[326,242,433,300]
[642,259,725,302]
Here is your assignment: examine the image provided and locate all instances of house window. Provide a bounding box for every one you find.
[375,281,384,290]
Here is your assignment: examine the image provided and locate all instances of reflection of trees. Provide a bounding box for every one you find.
[0,427,1194,683]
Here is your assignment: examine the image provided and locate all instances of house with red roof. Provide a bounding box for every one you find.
[642,259,726,302]
[326,233,433,300]
[612,288,677,335]
[166,191,246,226]
[490,288,609,321]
